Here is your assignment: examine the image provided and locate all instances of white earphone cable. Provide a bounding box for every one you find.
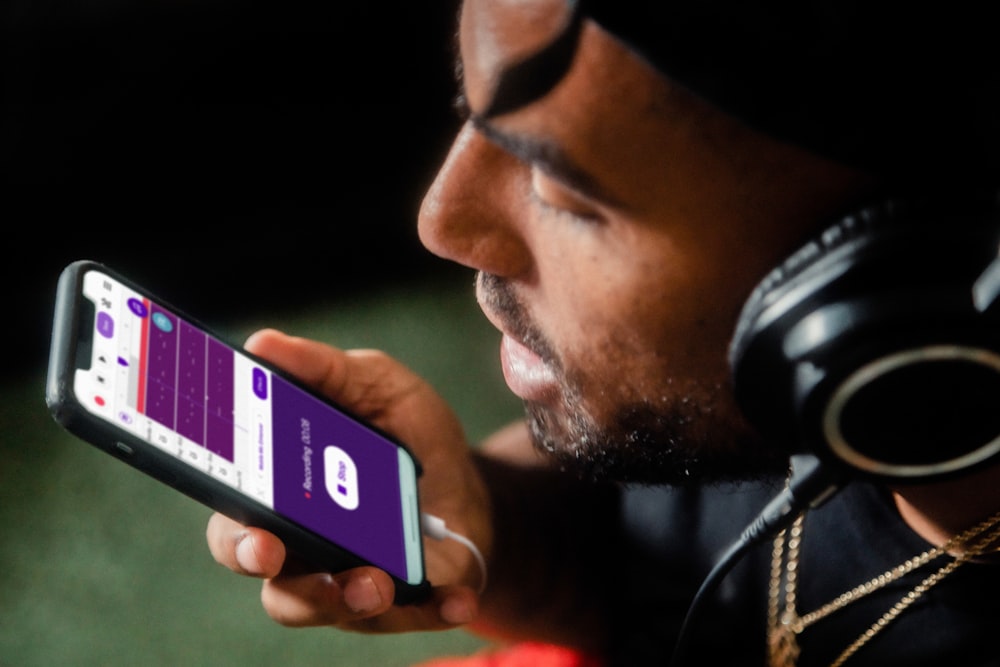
[420,512,488,594]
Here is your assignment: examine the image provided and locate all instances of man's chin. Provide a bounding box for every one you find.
[523,401,787,486]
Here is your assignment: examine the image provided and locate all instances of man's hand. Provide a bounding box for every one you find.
[205,329,491,633]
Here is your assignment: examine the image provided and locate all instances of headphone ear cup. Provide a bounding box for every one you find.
[729,199,1000,481]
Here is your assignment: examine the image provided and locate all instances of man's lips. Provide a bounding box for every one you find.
[476,282,559,402]
[499,333,559,402]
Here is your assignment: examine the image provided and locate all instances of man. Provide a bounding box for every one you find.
[207,1,1000,664]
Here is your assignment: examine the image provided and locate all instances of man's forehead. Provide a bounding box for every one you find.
[459,0,580,118]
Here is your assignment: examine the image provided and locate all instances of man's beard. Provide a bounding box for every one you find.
[522,386,786,487]
[479,272,787,486]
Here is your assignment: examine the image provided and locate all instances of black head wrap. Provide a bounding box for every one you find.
[584,0,1000,189]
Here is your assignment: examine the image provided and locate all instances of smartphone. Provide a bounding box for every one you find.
[46,260,430,603]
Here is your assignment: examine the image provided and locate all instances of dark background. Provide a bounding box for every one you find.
[4,0,464,375]
[2,6,525,664]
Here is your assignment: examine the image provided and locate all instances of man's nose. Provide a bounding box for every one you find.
[418,122,533,278]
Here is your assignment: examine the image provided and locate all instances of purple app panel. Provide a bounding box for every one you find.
[142,305,235,462]
[270,375,408,579]
[144,306,178,430]
[176,319,207,446]
[205,337,235,461]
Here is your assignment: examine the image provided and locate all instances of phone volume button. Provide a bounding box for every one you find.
[112,441,135,458]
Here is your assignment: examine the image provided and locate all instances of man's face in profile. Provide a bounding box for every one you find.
[418,0,873,484]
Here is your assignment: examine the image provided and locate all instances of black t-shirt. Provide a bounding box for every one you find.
[612,479,1000,666]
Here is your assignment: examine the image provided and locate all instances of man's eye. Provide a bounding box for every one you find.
[530,167,599,220]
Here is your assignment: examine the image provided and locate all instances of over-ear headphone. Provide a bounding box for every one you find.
[729,193,1000,482]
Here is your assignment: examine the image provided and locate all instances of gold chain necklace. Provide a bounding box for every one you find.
[767,507,1000,667]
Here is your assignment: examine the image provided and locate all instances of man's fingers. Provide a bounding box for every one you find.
[206,513,286,577]
[260,569,480,632]
[242,329,439,428]
[260,568,393,627]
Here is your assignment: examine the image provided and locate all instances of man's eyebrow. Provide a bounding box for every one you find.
[468,113,619,206]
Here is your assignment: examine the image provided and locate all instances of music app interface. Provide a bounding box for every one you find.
[74,270,421,582]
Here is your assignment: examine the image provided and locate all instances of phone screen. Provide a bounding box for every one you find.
[69,267,424,585]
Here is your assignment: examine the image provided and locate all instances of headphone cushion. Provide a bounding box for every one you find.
[728,197,1000,480]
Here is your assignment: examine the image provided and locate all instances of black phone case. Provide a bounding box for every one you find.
[46,260,431,604]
